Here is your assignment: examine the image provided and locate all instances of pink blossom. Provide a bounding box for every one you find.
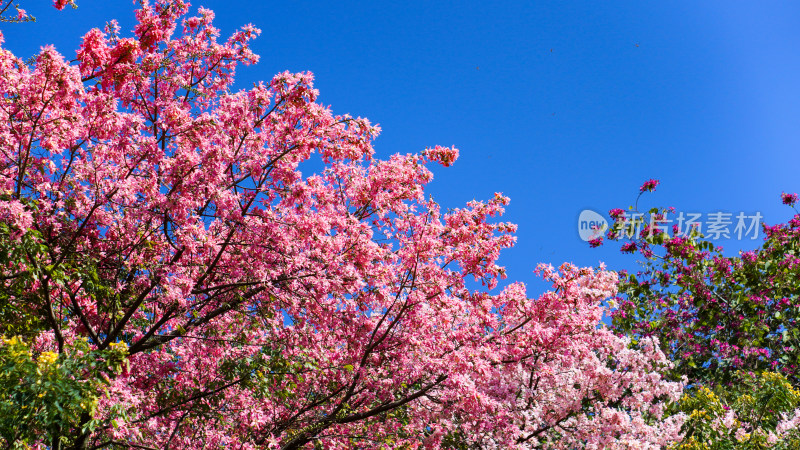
[53,0,75,10]
[639,178,660,192]
[781,191,798,206]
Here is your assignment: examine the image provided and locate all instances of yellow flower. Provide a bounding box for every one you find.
[38,351,58,365]
[108,341,129,353]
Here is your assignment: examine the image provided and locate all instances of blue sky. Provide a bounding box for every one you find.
[5,0,800,295]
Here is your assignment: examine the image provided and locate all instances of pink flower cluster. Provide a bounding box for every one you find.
[53,0,75,10]
[782,191,798,206]
[639,178,660,193]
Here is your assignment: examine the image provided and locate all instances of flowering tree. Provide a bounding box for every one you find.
[671,371,800,449]
[598,180,800,445]
[0,0,75,23]
[0,2,684,448]
[603,184,800,384]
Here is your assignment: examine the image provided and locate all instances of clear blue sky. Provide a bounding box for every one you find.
[5,0,800,294]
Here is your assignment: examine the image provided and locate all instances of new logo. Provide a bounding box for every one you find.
[578,209,608,242]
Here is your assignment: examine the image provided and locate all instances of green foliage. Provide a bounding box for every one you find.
[0,336,128,449]
[601,189,800,447]
[0,223,49,338]
[671,372,800,449]
[608,202,800,385]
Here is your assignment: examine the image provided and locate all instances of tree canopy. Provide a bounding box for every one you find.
[0,1,684,448]
[599,182,800,448]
